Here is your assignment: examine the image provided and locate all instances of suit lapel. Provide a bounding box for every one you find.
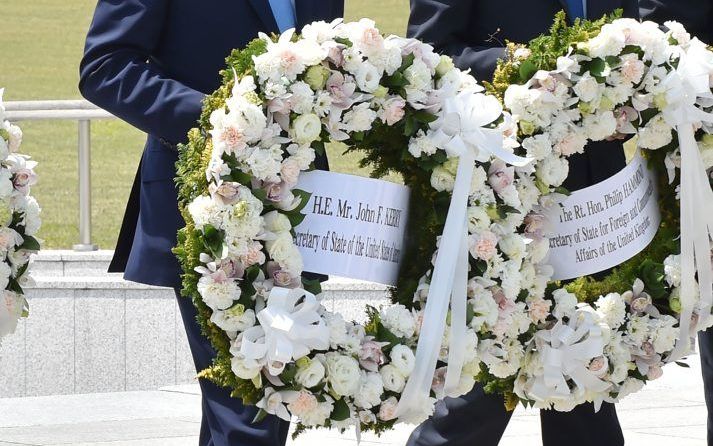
[247,0,280,34]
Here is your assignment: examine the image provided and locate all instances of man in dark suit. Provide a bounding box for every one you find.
[407,1,638,445]
[78,1,343,445]
[640,4,713,445]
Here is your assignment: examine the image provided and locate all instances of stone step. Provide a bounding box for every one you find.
[32,250,114,277]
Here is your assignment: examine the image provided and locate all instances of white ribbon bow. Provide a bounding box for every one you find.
[397,90,532,419]
[661,40,713,360]
[240,287,329,376]
[529,308,610,405]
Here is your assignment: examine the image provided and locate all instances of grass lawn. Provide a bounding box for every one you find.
[0,0,409,249]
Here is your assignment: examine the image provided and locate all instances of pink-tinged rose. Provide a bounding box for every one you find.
[12,169,36,195]
[280,159,301,186]
[241,242,266,268]
[524,212,546,237]
[647,364,663,380]
[219,258,245,279]
[327,46,345,67]
[631,295,652,313]
[210,182,242,205]
[326,72,357,110]
[469,230,498,261]
[588,356,609,378]
[378,397,398,421]
[267,98,291,115]
[359,27,385,52]
[528,297,552,324]
[273,269,295,287]
[219,126,247,153]
[359,338,388,372]
[381,98,406,126]
[487,160,515,195]
[615,106,638,135]
[265,182,288,203]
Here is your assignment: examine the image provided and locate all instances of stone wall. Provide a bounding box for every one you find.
[0,251,389,397]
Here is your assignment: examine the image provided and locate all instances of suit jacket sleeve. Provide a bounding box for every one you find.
[78,0,205,145]
[640,0,712,44]
[407,0,505,82]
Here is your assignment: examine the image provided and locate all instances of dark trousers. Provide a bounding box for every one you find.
[700,327,713,445]
[407,385,624,446]
[175,289,290,446]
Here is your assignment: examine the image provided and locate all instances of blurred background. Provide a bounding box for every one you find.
[0,0,409,250]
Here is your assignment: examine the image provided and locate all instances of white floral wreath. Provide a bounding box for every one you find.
[178,17,713,433]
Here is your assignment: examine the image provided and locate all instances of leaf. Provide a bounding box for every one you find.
[302,277,323,295]
[675,361,691,368]
[330,398,351,421]
[19,236,41,252]
[518,60,538,82]
[291,189,312,213]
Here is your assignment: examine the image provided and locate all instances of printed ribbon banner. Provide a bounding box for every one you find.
[546,150,661,281]
[294,171,410,286]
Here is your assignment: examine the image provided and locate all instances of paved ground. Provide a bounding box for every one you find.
[0,358,707,446]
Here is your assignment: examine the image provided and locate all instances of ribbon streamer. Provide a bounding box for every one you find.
[396,91,532,419]
[240,287,329,376]
[660,39,713,359]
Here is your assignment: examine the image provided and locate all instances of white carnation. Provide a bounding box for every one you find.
[596,293,626,328]
[381,304,416,338]
[353,372,384,409]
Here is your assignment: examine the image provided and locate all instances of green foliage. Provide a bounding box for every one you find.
[486,10,624,100]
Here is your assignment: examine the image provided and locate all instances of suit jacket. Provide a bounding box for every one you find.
[408,0,639,82]
[640,0,713,45]
[407,0,639,195]
[79,0,344,288]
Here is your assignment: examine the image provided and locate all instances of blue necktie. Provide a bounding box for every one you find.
[268,0,297,32]
[566,0,585,19]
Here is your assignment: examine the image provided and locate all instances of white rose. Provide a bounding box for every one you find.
[379,364,406,392]
[265,232,295,263]
[295,357,326,388]
[291,113,322,145]
[263,210,292,234]
[430,166,455,192]
[325,353,361,396]
[390,344,416,377]
[231,355,262,380]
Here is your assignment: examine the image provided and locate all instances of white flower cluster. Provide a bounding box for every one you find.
[0,89,41,345]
